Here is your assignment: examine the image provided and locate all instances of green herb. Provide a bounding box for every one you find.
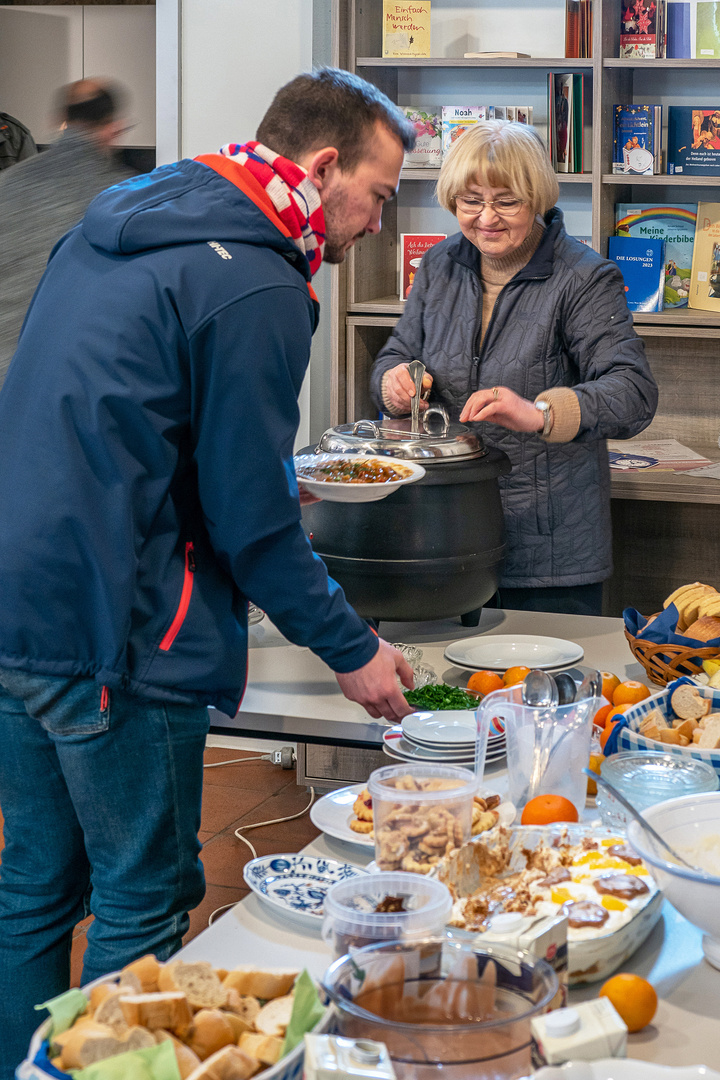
[404,683,479,710]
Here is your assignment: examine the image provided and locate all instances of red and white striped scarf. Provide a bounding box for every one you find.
[219,141,325,277]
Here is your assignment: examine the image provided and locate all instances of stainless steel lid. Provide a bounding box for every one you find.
[316,409,485,461]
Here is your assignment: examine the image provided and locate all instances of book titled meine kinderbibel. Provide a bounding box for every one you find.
[400,233,446,299]
[688,202,720,312]
[608,236,665,312]
[615,203,697,307]
[382,1,431,58]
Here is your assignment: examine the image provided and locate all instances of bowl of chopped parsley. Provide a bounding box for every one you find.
[403,684,481,712]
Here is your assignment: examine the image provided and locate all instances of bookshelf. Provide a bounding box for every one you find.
[331,0,720,614]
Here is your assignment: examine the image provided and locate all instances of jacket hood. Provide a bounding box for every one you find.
[82,157,307,273]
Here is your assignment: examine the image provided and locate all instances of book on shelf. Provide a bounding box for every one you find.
[382,0,431,58]
[666,0,691,56]
[565,0,593,58]
[688,202,720,312]
[463,51,530,58]
[620,0,666,57]
[608,236,666,312]
[547,74,584,173]
[400,233,447,299]
[401,107,442,167]
[612,104,662,175]
[441,105,487,155]
[696,0,720,56]
[615,203,697,307]
[667,106,720,175]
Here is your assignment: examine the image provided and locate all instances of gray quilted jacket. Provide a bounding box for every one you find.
[370,209,658,588]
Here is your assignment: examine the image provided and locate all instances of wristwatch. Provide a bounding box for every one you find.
[534,399,554,438]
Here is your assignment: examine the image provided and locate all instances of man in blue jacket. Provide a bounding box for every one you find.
[0,68,415,1071]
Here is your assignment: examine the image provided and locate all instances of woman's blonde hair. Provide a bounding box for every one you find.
[436,121,559,218]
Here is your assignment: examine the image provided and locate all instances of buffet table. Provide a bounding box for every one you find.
[193,610,720,1069]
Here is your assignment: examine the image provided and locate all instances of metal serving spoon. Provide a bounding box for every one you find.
[523,670,559,802]
[584,768,702,873]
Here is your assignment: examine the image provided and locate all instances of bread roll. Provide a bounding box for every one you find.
[254,994,294,1037]
[159,961,227,1010]
[672,718,698,740]
[238,1031,283,1065]
[185,1043,257,1080]
[657,728,690,746]
[92,990,131,1035]
[685,616,720,642]
[57,1022,155,1069]
[223,988,260,1026]
[222,967,297,1000]
[640,708,669,734]
[185,1008,235,1060]
[119,991,193,1036]
[155,1029,203,1079]
[670,685,712,721]
[122,954,162,993]
[697,718,720,750]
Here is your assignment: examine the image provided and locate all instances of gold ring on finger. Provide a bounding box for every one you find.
[492,386,500,400]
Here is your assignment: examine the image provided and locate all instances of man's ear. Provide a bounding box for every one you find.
[302,146,340,192]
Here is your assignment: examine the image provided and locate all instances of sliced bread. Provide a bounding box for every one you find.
[254,994,294,1037]
[697,718,720,750]
[119,991,193,1036]
[222,966,297,1000]
[184,1008,235,1061]
[185,1043,257,1080]
[237,1031,283,1065]
[670,685,712,722]
[159,961,227,1010]
[154,1029,203,1080]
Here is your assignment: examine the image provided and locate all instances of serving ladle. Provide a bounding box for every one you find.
[523,670,559,802]
[583,768,702,873]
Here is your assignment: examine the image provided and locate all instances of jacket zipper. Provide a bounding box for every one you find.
[159,541,195,652]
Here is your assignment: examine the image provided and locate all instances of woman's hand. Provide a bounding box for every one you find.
[298,485,322,506]
[459,386,545,432]
[382,363,433,415]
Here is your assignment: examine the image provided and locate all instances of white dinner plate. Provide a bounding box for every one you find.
[529,1062,720,1080]
[444,634,584,672]
[293,454,425,503]
[383,728,478,763]
[309,783,375,848]
[402,710,477,747]
[243,853,367,926]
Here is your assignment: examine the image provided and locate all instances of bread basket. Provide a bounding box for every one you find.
[625,617,720,686]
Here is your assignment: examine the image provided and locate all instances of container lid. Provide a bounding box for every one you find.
[544,1008,581,1038]
[486,912,526,936]
[316,414,485,461]
[322,871,453,938]
[367,763,478,803]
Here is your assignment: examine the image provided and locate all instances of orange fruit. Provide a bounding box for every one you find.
[599,973,658,1032]
[599,709,628,750]
[520,794,579,825]
[612,679,651,707]
[467,670,504,696]
[586,753,603,796]
[600,671,621,702]
[503,665,532,687]
[592,702,614,730]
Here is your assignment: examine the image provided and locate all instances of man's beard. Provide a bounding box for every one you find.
[321,185,365,264]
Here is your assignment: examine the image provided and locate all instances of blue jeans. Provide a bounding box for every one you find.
[0,670,209,1079]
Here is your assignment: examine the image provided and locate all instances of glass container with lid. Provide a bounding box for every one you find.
[597,750,719,828]
[316,412,486,461]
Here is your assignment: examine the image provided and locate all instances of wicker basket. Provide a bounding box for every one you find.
[625,615,720,686]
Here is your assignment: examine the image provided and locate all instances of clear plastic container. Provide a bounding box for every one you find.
[367,764,478,874]
[322,937,558,1080]
[322,871,453,960]
[597,751,719,828]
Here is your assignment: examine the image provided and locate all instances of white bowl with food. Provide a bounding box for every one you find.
[293,453,425,502]
[434,823,663,985]
[627,790,720,969]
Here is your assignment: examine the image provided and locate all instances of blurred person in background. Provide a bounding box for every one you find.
[0,78,133,384]
[0,109,37,170]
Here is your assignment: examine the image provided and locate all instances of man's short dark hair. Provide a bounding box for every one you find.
[56,79,125,129]
[256,67,415,172]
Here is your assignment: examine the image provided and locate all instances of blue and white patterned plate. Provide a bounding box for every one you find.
[243,854,368,927]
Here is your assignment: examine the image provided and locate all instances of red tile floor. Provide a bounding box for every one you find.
[0,746,321,986]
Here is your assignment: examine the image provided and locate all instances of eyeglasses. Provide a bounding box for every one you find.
[454,195,524,217]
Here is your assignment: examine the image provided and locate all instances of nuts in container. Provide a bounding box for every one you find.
[367,764,478,874]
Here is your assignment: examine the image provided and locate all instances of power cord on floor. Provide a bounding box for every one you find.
[205,784,316,926]
[203,753,272,768]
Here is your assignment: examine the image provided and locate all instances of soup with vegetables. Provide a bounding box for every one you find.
[296,458,412,484]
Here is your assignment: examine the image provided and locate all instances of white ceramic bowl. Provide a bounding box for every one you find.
[627,791,720,969]
[293,453,425,502]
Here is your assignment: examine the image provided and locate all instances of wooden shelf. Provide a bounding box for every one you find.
[604,58,720,68]
[611,441,720,505]
[603,174,720,186]
[401,167,591,182]
[356,56,594,69]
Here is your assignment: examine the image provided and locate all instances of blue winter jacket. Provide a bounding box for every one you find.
[0,157,378,715]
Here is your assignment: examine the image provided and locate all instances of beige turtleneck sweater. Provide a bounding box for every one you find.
[381,218,582,444]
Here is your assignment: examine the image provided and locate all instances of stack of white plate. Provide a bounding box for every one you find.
[382,709,506,767]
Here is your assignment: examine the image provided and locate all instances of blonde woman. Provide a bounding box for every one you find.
[371,121,657,615]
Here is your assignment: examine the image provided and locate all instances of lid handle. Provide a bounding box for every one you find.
[423,404,449,437]
[351,419,381,438]
[407,359,425,435]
